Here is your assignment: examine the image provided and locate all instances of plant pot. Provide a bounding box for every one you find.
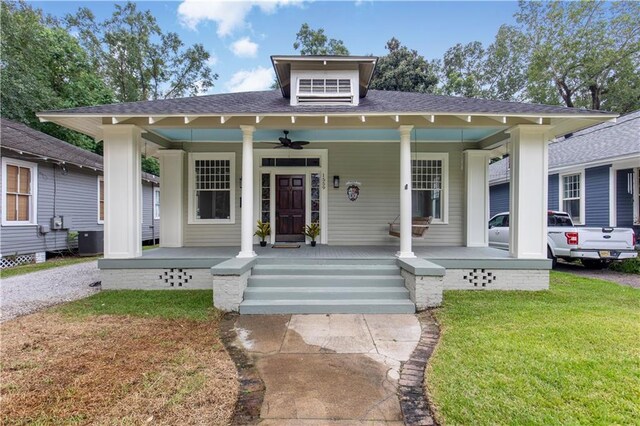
[260,241,267,247]
[311,241,317,247]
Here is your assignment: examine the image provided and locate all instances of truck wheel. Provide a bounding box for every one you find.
[547,247,557,268]
[582,259,605,270]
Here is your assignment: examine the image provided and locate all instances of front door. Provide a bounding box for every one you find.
[276,175,305,242]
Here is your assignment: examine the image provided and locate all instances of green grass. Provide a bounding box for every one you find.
[56,290,215,321]
[0,256,100,279]
[428,272,640,425]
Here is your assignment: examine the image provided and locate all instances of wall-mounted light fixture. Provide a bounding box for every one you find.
[333,176,340,189]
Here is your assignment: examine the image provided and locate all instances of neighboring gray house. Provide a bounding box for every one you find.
[0,119,159,267]
[490,110,640,233]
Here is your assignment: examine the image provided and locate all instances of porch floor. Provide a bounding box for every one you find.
[100,245,551,270]
[140,245,509,259]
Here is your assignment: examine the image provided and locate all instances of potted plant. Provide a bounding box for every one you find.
[254,220,271,247]
[303,222,321,247]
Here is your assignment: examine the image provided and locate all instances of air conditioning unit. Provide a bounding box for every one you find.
[78,230,104,256]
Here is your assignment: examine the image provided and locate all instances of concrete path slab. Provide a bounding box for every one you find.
[234,314,421,424]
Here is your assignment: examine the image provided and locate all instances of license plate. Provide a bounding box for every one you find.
[599,250,611,258]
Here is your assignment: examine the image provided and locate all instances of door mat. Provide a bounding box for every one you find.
[272,243,301,249]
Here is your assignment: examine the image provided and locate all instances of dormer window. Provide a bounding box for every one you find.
[296,78,353,105]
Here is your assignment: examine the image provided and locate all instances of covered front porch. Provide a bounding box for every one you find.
[37,56,617,312]
[98,244,551,313]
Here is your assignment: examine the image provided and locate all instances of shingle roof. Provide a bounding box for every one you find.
[40,89,613,117]
[490,110,640,183]
[0,118,159,183]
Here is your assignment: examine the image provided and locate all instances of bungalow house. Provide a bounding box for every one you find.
[490,110,640,234]
[36,55,617,313]
[0,118,159,268]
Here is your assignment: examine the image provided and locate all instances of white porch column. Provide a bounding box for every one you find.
[398,125,416,258]
[102,125,142,259]
[508,125,553,259]
[157,150,184,247]
[238,125,256,258]
[464,150,491,247]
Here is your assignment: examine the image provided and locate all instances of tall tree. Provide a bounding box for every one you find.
[516,0,640,111]
[293,23,350,55]
[66,2,217,102]
[369,38,438,93]
[0,1,113,151]
[439,26,528,101]
[481,25,529,101]
[440,41,485,98]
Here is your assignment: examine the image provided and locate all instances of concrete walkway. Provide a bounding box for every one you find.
[234,314,421,425]
[0,261,100,322]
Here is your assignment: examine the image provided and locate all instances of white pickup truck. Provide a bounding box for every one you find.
[488,211,637,268]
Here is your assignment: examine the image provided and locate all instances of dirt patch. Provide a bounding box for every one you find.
[0,312,238,425]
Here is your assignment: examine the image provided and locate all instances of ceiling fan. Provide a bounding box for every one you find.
[265,130,310,150]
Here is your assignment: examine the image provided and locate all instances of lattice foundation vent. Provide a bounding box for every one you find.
[1,254,36,269]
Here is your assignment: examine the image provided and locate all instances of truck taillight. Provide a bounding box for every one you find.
[633,231,637,247]
[565,232,579,245]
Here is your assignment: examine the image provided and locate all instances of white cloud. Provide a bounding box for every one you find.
[230,37,259,58]
[226,66,275,92]
[206,53,219,67]
[178,0,304,36]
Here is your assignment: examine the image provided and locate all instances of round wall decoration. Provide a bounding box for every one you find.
[346,182,360,202]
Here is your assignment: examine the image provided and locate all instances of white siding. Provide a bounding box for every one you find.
[181,142,468,247]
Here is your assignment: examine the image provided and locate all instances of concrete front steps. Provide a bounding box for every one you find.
[239,262,415,314]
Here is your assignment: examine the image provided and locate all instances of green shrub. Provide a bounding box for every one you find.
[609,254,640,274]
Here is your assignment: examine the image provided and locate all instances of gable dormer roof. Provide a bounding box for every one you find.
[271,55,378,99]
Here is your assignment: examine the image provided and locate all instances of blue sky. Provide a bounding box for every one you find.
[32,1,520,94]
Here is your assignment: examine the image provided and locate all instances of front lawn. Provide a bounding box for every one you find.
[0,290,237,425]
[427,272,640,425]
[0,255,100,279]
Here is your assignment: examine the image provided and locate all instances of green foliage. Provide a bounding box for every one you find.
[293,23,349,55]
[609,255,640,274]
[56,290,215,321]
[369,38,438,93]
[0,1,113,151]
[429,272,640,424]
[516,0,640,112]
[303,222,321,241]
[66,2,218,102]
[440,41,485,98]
[141,155,159,176]
[254,220,271,241]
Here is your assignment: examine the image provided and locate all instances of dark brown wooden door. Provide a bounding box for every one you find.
[276,175,305,242]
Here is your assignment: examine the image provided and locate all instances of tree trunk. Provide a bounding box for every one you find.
[589,84,601,110]
[555,78,573,108]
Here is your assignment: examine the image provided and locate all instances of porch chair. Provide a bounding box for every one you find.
[388,216,433,238]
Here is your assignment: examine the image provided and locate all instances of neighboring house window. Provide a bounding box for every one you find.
[2,158,37,225]
[153,187,160,220]
[97,176,104,224]
[188,153,235,224]
[412,153,449,224]
[561,172,584,224]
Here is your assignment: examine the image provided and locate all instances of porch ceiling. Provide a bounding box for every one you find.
[151,127,505,143]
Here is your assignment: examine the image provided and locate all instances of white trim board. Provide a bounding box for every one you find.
[1,157,38,226]
[253,149,329,244]
[187,152,236,225]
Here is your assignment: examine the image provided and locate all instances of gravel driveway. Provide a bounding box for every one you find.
[0,261,100,322]
[556,261,640,289]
